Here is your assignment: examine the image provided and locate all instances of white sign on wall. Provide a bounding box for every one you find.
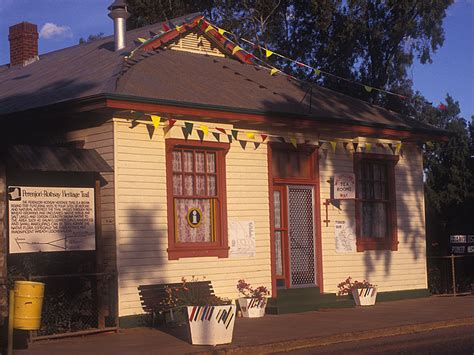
[333,173,356,199]
[335,220,356,253]
[229,220,255,257]
[8,186,96,253]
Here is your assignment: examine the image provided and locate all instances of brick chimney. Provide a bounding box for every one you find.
[8,22,39,67]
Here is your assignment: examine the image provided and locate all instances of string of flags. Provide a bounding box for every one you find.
[127,113,404,156]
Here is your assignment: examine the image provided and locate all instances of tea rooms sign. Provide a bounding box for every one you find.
[333,173,356,199]
[8,186,96,253]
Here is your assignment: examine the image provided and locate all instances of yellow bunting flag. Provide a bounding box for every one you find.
[265,49,274,58]
[395,143,402,155]
[246,132,255,140]
[232,46,243,55]
[290,137,297,148]
[270,68,279,76]
[137,37,147,43]
[365,143,372,152]
[175,25,184,32]
[314,69,321,76]
[330,141,337,152]
[364,85,373,93]
[218,28,226,35]
[200,125,209,135]
[150,115,161,129]
[205,25,214,33]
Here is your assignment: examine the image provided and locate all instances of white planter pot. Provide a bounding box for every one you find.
[352,287,377,306]
[187,305,236,346]
[237,297,267,318]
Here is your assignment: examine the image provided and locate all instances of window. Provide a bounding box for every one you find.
[166,139,230,259]
[354,153,399,251]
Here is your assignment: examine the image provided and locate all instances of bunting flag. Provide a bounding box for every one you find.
[376,143,385,149]
[184,122,194,135]
[216,127,227,134]
[330,141,337,152]
[290,137,297,148]
[168,119,176,128]
[227,134,233,143]
[239,140,247,149]
[218,28,226,35]
[353,142,359,152]
[197,129,205,142]
[146,125,155,139]
[388,143,396,154]
[205,25,214,33]
[261,134,268,142]
[137,37,147,43]
[232,46,243,55]
[200,125,209,135]
[364,85,373,93]
[343,142,349,152]
[395,143,402,155]
[212,132,221,142]
[365,143,372,152]
[231,130,239,140]
[277,137,286,143]
[265,49,274,58]
[270,68,279,76]
[254,142,261,150]
[162,23,170,32]
[244,53,254,62]
[314,69,321,76]
[176,25,184,32]
[182,127,190,140]
[246,132,255,140]
[150,115,161,129]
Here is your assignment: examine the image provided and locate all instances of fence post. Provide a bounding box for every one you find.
[450,254,456,296]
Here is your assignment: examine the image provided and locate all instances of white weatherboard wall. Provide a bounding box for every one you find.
[114,120,271,317]
[319,142,427,293]
[65,122,116,271]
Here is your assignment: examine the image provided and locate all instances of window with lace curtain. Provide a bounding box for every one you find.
[354,153,399,251]
[166,139,230,260]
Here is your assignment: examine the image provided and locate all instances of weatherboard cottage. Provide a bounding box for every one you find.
[0,1,447,333]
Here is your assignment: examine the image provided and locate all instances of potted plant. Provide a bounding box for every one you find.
[165,277,236,346]
[337,277,378,306]
[236,279,270,318]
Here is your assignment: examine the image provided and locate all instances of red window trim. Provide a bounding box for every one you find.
[354,152,399,252]
[165,139,230,260]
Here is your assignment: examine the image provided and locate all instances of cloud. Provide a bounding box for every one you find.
[39,23,73,39]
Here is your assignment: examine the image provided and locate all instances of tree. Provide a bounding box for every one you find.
[79,32,105,44]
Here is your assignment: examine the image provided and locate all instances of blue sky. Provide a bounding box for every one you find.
[0,0,472,119]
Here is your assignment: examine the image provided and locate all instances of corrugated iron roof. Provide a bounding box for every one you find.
[8,145,113,173]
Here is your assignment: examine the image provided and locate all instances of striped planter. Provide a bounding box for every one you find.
[237,297,267,318]
[352,287,378,306]
[187,305,236,345]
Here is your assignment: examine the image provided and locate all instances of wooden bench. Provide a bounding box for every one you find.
[138,281,214,325]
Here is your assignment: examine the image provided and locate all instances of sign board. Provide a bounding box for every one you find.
[229,220,256,257]
[335,220,356,253]
[448,234,474,254]
[8,186,95,253]
[333,173,356,199]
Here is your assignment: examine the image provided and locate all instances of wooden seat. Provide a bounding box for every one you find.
[138,281,214,325]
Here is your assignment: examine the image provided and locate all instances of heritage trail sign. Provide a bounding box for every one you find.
[8,186,96,253]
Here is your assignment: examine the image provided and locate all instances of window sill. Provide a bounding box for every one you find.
[357,240,398,252]
[167,246,229,260]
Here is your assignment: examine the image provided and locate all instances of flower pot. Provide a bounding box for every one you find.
[187,305,236,345]
[352,287,377,306]
[237,297,267,318]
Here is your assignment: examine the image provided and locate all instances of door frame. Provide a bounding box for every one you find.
[267,143,324,297]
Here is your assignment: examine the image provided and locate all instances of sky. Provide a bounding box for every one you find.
[0,0,473,120]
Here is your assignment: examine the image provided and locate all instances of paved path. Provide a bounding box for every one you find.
[14,295,474,355]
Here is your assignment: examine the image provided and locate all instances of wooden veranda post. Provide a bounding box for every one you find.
[0,163,8,327]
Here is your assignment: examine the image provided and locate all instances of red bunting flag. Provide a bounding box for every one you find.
[261,134,268,142]
[168,119,176,128]
[162,23,170,32]
[216,128,226,134]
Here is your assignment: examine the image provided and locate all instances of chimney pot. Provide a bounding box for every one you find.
[9,21,39,67]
